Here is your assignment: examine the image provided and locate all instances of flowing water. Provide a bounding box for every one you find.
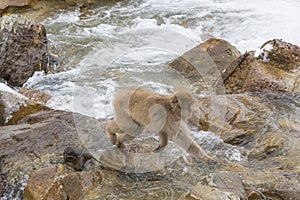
[19,0,300,199]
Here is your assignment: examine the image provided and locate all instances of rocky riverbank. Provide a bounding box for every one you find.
[1,9,300,200]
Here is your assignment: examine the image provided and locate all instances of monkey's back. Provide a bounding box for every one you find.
[129,89,169,125]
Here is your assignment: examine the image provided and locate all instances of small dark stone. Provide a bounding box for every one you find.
[63,146,94,171]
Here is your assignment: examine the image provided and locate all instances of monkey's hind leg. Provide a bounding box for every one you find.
[106,120,135,150]
[153,131,168,152]
[106,120,119,145]
[186,141,214,163]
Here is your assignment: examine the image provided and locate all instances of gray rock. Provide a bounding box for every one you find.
[0,14,48,87]
[0,110,93,198]
[191,171,246,200]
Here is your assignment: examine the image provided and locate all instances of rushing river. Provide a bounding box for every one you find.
[19,0,300,199]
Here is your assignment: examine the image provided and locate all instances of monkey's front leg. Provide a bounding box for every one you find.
[106,120,119,145]
[153,131,168,152]
[116,133,135,150]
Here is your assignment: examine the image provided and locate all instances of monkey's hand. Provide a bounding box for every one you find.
[153,145,166,153]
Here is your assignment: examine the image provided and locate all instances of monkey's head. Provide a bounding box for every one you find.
[170,90,194,121]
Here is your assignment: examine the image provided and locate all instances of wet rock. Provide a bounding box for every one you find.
[0,14,48,87]
[170,38,300,94]
[248,133,289,160]
[0,110,94,198]
[0,0,32,11]
[263,190,300,200]
[0,158,5,197]
[7,103,51,125]
[190,171,246,200]
[23,164,67,200]
[0,98,4,126]
[24,164,117,200]
[0,83,51,126]
[222,39,300,93]
[242,171,300,200]
[169,38,241,90]
[0,83,28,125]
[99,137,184,173]
[257,39,300,71]
[191,94,268,147]
[19,87,52,104]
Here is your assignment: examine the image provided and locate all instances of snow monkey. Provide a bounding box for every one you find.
[106,88,214,163]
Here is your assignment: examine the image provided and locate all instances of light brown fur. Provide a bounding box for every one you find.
[106,88,213,163]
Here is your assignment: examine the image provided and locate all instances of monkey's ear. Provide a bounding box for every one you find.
[170,95,179,110]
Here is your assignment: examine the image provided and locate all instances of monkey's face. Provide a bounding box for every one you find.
[172,91,194,121]
[179,99,193,121]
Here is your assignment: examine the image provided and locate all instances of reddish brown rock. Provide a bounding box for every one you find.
[222,39,300,93]
[19,88,52,105]
[24,164,117,200]
[170,38,300,94]
[169,38,241,89]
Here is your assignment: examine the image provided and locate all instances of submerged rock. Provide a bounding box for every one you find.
[0,14,48,87]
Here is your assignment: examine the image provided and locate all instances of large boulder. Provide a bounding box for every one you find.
[0,110,99,198]
[0,14,48,87]
[221,39,300,93]
[191,94,268,145]
[189,92,300,199]
[169,38,241,91]
[0,83,110,198]
[170,38,300,94]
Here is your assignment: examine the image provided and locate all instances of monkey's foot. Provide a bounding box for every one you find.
[153,145,167,153]
[116,142,126,149]
[204,156,218,164]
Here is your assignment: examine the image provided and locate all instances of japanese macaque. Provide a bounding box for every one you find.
[106,88,214,163]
